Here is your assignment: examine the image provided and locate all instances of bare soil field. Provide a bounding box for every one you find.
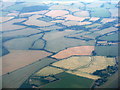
[52,46,94,59]
[45,10,69,18]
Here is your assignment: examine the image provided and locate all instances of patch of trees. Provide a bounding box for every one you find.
[92,65,118,87]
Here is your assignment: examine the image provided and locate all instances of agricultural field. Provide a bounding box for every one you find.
[20,55,116,88]
[41,72,94,88]
[0,17,14,23]
[2,50,52,75]
[2,57,56,88]
[2,18,26,31]
[34,66,64,76]
[52,46,94,59]
[4,34,44,50]
[1,0,119,89]
[2,27,42,37]
[23,15,54,27]
[98,32,119,41]
[45,10,69,18]
[52,56,92,70]
[77,56,116,74]
[52,56,116,72]
[95,45,118,56]
[66,71,100,80]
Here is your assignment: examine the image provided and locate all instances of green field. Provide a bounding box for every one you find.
[98,32,119,41]
[95,45,118,56]
[42,72,94,88]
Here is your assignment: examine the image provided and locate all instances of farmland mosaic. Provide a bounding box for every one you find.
[1,0,119,89]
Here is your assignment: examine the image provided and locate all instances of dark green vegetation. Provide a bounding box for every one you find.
[20,77,50,88]
[20,72,94,88]
[92,64,118,88]
[94,57,119,88]
[42,72,94,88]
[93,65,118,77]
[97,71,119,88]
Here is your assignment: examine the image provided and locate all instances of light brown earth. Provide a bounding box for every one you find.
[52,46,94,59]
[63,15,86,21]
[89,17,100,21]
[45,10,69,18]
[2,50,52,75]
[62,21,92,26]
[0,17,14,23]
[2,18,26,31]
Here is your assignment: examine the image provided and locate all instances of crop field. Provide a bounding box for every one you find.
[34,66,64,76]
[62,21,92,26]
[101,18,116,24]
[1,0,119,89]
[2,57,56,88]
[52,56,116,74]
[66,31,90,38]
[52,56,92,70]
[52,46,94,59]
[16,55,116,88]
[66,71,100,80]
[98,32,119,41]
[4,34,43,50]
[74,11,89,17]
[39,25,63,31]
[24,15,54,27]
[85,23,101,28]
[43,30,95,52]
[2,18,26,31]
[42,72,94,88]
[20,10,49,16]
[95,45,118,56]
[89,17,100,21]
[2,27,41,37]
[45,10,69,18]
[96,27,118,35]
[2,50,52,75]
[77,56,116,74]
[0,17,14,23]
[63,15,86,21]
